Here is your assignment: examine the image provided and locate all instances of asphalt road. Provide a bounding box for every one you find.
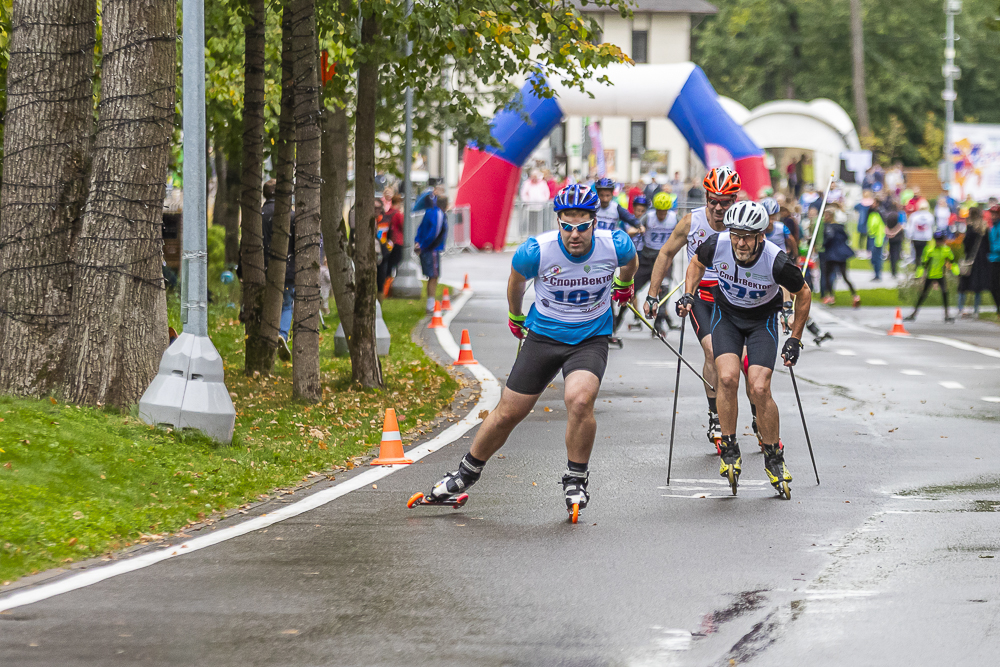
[2,252,999,666]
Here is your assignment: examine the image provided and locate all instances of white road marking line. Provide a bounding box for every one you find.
[660,479,768,487]
[866,359,888,365]
[0,285,500,614]
[834,349,856,356]
[982,396,1000,403]
[900,369,925,376]
[939,381,964,389]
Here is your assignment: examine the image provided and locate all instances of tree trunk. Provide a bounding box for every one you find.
[290,0,321,402]
[213,146,241,267]
[259,1,295,368]
[320,104,355,342]
[350,10,383,388]
[0,0,95,398]
[320,0,355,342]
[240,0,269,375]
[59,0,174,407]
[850,0,870,135]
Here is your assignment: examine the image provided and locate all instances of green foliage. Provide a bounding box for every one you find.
[694,0,1000,165]
[0,297,457,584]
[206,223,227,278]
[918,112,944,167]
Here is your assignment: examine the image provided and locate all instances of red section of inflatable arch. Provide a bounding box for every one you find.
[734,155,772,200]
[454,147,522,251]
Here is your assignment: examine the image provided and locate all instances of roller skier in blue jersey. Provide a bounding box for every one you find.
[408,184,639,523]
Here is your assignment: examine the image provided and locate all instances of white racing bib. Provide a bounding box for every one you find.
[712,232,783,309]
[641,210,677,252]
[533,230,619,323]
[686,207,720,282]
[595,203,622,231]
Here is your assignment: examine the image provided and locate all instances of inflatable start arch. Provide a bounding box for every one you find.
[454,63,771,250]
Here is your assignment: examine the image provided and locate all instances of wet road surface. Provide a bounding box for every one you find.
[1,252,998,666]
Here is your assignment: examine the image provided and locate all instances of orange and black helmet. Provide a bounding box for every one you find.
[703,166,741,196]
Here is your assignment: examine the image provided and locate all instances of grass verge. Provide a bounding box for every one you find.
[0,296,458,585]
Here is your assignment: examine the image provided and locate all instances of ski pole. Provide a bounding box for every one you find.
[788,366,820,485]
[625,302,714,391]
[666,323,685,485]
[800,171,836,278]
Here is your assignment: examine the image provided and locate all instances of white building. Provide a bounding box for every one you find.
[428,0,717,191]
[564,0,718,183]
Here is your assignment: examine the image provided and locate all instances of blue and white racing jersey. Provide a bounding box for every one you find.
[512,229,636,344]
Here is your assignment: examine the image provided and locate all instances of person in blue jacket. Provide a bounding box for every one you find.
[818,204,858,306]
[414,195,449,312]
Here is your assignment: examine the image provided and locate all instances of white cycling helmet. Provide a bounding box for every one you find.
[724,200,769,233]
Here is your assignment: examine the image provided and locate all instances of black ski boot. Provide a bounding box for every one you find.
[762,442,792,500]
[718,435,741,496]
[562,470,590,523]
[407,457,482,509]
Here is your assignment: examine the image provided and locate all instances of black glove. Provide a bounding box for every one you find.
[676,293,695,317]
[645,294,659,317]
[781,337,802,366]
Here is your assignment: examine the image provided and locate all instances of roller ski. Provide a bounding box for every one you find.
[563,469,589,524]
[407,458,480,510]
[718,436,741,496]
[627,317,644,332]
[707,411,722,455]
[762,442,792,500]
[608,335,624,349]
[806,319,832,347]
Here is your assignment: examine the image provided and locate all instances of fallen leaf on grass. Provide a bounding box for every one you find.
[67,538,78,546]
[72,511,84,520]
[49,397,57,405]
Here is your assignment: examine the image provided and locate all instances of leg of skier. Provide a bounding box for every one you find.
[714,353,743,494]
[562,370,601,521]
[689,298,721,452]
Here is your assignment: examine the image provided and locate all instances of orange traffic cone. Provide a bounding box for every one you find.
[888,307,910,336]
[463,274,471,291]
[427,301,445,328]
[441,286,452,311]
[371,408,412,465]
[453,329,479,365]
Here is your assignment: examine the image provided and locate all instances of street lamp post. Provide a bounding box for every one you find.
[942,0,962,194]
[138,0,236,443]
[391,0,423,299]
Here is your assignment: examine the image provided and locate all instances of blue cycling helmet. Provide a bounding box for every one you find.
[933,229,946,240]
[632,195,650,208]
[595,177,616,190]
[554,184,600,213]
[760,197,779,216]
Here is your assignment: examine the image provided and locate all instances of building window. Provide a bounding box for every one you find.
[631,30,648,64]
[630,121,646,159]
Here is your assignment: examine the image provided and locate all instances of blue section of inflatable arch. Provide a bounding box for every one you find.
[475,76,564,166]
[667,66,760,162]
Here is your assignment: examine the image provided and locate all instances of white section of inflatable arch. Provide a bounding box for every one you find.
[544,62,697,118]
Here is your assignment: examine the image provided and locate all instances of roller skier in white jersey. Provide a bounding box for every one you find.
[644,166,742,454]
[408,184,638,522]
[630,192,679,336]
[677,200,812,498]
[594,177,641,347]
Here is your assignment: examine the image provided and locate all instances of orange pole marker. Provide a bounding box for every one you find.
[428,301,445,328]
[453,329,479,365]
[888,307,910,336]
[463,274,471,291]
[371,408,413,465]
[441,286,452,311]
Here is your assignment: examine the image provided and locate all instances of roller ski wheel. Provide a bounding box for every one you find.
[813,332,833,347]
[563,470,589,523]
[718,439,742,496]
[608,336,624,349]
[628,321,643,332]
[406,491,469,509]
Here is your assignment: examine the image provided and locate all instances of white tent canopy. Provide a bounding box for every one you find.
[720,97,862,188]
